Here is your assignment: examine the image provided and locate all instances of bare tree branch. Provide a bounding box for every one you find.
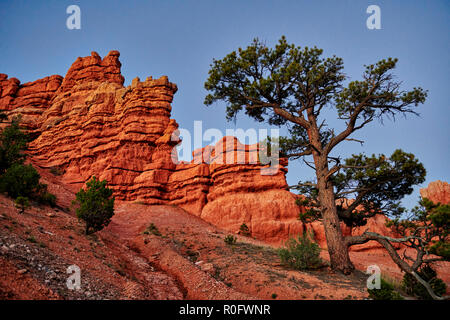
[288,182,318,189]
[345,231,448,300]
[345,138,365,145]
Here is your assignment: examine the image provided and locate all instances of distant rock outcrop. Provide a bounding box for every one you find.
[420,180,450,204]
[0,74,63,131]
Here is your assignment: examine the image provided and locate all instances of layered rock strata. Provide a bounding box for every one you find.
[1,51,291,219]
[420,180,450,204]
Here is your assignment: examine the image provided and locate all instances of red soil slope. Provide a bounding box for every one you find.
[0,189,369,299]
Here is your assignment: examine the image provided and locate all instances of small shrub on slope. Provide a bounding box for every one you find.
[278,232,323,270]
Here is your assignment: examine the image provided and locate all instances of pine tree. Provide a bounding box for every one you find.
[204,36,427,274]
[74,176,115,235]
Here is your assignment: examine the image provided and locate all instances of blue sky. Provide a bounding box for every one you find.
[0,0,449,210]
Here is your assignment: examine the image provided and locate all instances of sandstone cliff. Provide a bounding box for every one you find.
[420,180,450,204]
[1,51,295,237]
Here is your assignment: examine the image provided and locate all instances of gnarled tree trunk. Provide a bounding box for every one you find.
[317,172,354,274]
[310,125,355,274]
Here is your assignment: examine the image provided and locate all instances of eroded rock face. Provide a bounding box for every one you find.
[420,180,450,204]
[201,189,303,243]
[0,74,63,131]
[0,50,396,249]
[193,136,294,241]
[1,51,289,213]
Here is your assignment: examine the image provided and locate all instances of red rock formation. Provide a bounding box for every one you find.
[420,180,450,204]
[196,136,297,242]
[56,51,124,94]
[0,74,63,131]
[0,74,21,110]
[2,51,287,212]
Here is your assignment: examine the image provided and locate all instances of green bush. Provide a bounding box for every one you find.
[0,163,41,198]
[239,223,250,236]
[143,223,161,236]
[0,116,57,206]
[0,163,57,206]
[15,196,30,214]
[368,278,403,300]
[402,264,447,300]
[73,176,115,235]
[35,183,57,207]
[278,233,323,270]
[0,115,29,174]
[40,191,57,207]
[429,242,450,261]
[224,235,237,245]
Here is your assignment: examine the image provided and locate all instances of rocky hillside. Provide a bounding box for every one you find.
[0,172,371,300]
[1,175,447,299]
